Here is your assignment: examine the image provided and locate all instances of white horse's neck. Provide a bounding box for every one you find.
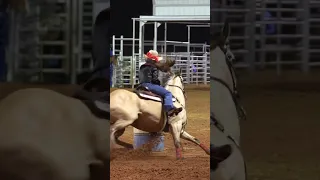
[211,47,241,145]
[211,47,233,89]
[165,77,185,107]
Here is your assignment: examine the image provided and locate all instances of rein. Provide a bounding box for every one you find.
[211,113,248,179]
[211,46,246,121]
[166,76,187,108]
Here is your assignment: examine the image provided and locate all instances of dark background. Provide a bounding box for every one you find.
[211,0,320,179]
[111,0,209,44]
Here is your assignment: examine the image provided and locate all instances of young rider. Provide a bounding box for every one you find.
[138,50,183,117]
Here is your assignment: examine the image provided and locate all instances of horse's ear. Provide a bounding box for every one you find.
[221,19,230,40]
[179,68,182,75]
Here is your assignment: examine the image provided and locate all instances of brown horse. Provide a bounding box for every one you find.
[0,88,109,180]
[110,63,210,160]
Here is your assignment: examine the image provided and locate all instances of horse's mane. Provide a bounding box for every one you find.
[155,58,176,72]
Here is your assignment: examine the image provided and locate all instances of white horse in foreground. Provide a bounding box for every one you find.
[0,88,109,180]
[210,21,247,180]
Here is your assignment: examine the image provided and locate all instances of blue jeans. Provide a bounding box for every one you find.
[141,83,174,112]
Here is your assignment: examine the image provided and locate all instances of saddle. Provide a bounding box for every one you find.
[134,84,177,132]
[134,85,176,103]
[72,88,109,120]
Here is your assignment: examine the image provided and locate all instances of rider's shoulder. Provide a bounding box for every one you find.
[141,62,154,67]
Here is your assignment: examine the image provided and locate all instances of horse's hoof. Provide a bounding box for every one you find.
[176,157,185,160]
[206,150,210,155]
[125,144,134,149]
[126,146,134,150]
[199,143,210,155]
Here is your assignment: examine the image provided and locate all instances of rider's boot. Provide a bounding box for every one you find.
[210,144,232,170]
[167,107,183,117]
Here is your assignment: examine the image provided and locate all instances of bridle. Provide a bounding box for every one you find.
[210,44,248,179]
[210,43,246,121]
[166,75,187,108]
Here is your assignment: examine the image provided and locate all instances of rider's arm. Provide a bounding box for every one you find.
[155,62,170,72]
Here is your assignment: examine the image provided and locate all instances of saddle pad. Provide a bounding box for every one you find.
[138,93,176,102]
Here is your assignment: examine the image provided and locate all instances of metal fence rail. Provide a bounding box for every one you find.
[111,35,210,87]
[11,0,319,83]
[7,0,71,82]
[7,0,96,83]
[211,0,316,75]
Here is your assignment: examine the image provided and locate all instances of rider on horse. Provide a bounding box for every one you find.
[138,50,232,166]
[75,4,231,169]
[138,50,183,117]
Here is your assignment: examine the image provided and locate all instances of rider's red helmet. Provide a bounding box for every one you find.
[144,50,163,62]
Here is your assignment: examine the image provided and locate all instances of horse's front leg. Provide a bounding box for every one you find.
[169,122,184,160]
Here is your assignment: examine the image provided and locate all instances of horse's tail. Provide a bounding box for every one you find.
[0,146,60,180]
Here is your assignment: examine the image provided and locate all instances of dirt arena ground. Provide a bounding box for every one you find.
[110,86,210,180]
[239,70,320,180]
[0,70,320,179]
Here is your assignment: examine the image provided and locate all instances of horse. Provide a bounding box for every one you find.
[210,20,247,180]
[110,66,210,160]
[0,87,109,180]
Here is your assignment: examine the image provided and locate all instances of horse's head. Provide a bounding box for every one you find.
[166,68,184,87]
[211,21,247,121]
[211,20,237,93]
[164,68,186,104]
[211,20,235,60]
[155,58,175,73]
